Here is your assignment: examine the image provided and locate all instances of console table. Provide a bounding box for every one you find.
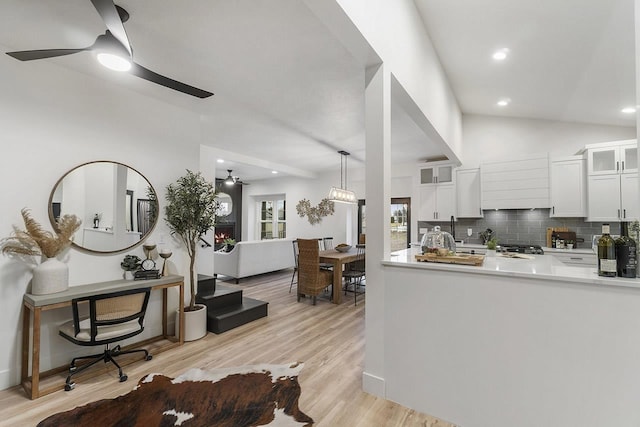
[21,274,184,399]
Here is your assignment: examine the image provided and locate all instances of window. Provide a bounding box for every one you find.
[259,197,286,239]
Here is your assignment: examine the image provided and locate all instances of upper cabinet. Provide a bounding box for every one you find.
[419,164,454,185]
[587,140,637,175]
[550,156,586,217]
[417,161,456,221]
[481,153,550,210]
[456,168,483,218]
[586,139,639,222]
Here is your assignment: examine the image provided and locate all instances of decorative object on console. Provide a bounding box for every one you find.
[1,208,81,295]
[120,254,141,280]
[335,243,352,253]
[159,249,172,276]
[36,362,313,427]
[165,170,219,340]
[296,198,335,225]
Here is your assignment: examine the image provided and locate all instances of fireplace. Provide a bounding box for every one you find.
[214,224,235,249]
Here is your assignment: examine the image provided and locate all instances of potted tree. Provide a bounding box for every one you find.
[165,170,218,341]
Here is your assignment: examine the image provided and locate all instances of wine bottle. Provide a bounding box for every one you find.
[597,224,616,277]
[615,222,637,278]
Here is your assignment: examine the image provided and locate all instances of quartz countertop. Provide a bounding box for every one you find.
[384,248,640,290]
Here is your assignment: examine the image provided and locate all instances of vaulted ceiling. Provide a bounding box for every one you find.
[1,0,635,182]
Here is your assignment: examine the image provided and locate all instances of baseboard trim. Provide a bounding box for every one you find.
[362,371,385,397]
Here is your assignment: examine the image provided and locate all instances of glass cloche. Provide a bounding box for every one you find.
[421,225,456,254]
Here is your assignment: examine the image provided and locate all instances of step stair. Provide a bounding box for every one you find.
[195,275,268,334]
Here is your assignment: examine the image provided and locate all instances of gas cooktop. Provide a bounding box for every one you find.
[500,243,544,255]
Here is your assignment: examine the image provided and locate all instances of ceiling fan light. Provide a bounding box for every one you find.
[96,52,131,72]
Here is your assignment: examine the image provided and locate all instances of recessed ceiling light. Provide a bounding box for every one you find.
[492,48,509,61]
[621,107,636,114]
[497,98,511,107]
[217,159,225,163]
[271,171,278,174]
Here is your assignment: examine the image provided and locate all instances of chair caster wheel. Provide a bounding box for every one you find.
[145,355,153,361]
[119,375,128,382]
[64,382,75,391]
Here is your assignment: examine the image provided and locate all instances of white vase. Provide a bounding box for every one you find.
[124,271,135,280]
[485,249,496,257]
[32,257,69,295]
[176,304,208,342]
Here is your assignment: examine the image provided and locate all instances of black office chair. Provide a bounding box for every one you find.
[58,287,152,391]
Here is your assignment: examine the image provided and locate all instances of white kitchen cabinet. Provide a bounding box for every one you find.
[549,156,586,217]
[456,168,483,218]
[585,140,639,221]
[419,163,454,184]
[586,140,637,175]
[418,184,455,221]
[587,173,639,221]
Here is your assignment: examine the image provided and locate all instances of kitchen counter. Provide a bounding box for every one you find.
[385,247,640,290]
[375,247,640,427]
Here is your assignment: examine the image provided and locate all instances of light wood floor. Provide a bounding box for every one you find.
[0,270,455,427]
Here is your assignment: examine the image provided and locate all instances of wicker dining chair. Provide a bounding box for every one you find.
[343,244,365,305]
[297,238,333,305]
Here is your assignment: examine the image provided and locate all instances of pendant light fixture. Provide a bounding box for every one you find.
[328,150,357,204]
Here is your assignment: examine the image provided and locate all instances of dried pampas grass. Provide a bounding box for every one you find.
[1,208,81,259]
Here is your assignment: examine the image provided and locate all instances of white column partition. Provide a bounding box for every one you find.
[362,63,392,397]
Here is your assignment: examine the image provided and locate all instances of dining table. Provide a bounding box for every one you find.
[319,248,361,304]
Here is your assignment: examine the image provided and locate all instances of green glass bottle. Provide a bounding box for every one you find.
[615,222,637,278]
[597,224,616,277]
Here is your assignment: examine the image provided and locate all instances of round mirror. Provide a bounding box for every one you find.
[49,161,158,254]
[216,192,233,217]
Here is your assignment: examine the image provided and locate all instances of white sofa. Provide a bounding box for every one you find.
[214,239,295,283]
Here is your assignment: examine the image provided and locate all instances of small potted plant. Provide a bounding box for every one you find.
[121,254,141,280]
[486,237,498,257]
[223,238,236,252]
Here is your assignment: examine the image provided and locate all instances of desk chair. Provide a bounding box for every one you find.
[58,287,152,391]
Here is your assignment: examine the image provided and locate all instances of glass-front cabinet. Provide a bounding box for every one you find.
[587,140,637,175]
[419,164,454,184]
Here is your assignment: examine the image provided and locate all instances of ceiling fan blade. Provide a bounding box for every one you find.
[130,62,213,98]
[91,0,131,55]
[6,48,88,61]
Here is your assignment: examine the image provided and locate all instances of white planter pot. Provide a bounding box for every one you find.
[123,271,135,280]
[32,257,69,295]
[176,304,208,342]
[485,249,496,257]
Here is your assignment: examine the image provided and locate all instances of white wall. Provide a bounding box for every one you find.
[241,170,358,245]
[335,0,463,157]
[462,114,636,167]
[0,54,201,389]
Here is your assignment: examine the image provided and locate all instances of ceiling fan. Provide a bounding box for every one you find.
[223,170,249,186]
[5,0,213,98]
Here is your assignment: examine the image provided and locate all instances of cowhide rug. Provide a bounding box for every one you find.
[37,362,314,427]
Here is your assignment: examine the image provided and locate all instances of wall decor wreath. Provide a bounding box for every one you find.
[296,198,335,225]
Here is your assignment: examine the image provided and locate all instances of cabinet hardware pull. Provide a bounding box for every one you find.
[569,257,583,260]
[624,209,626,218]
[618,209,621,218]
[617,161,620,171]
[552,206,555,214]
[622,161,625,171]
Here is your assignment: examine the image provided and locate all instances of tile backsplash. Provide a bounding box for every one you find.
[418,209,612,249]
